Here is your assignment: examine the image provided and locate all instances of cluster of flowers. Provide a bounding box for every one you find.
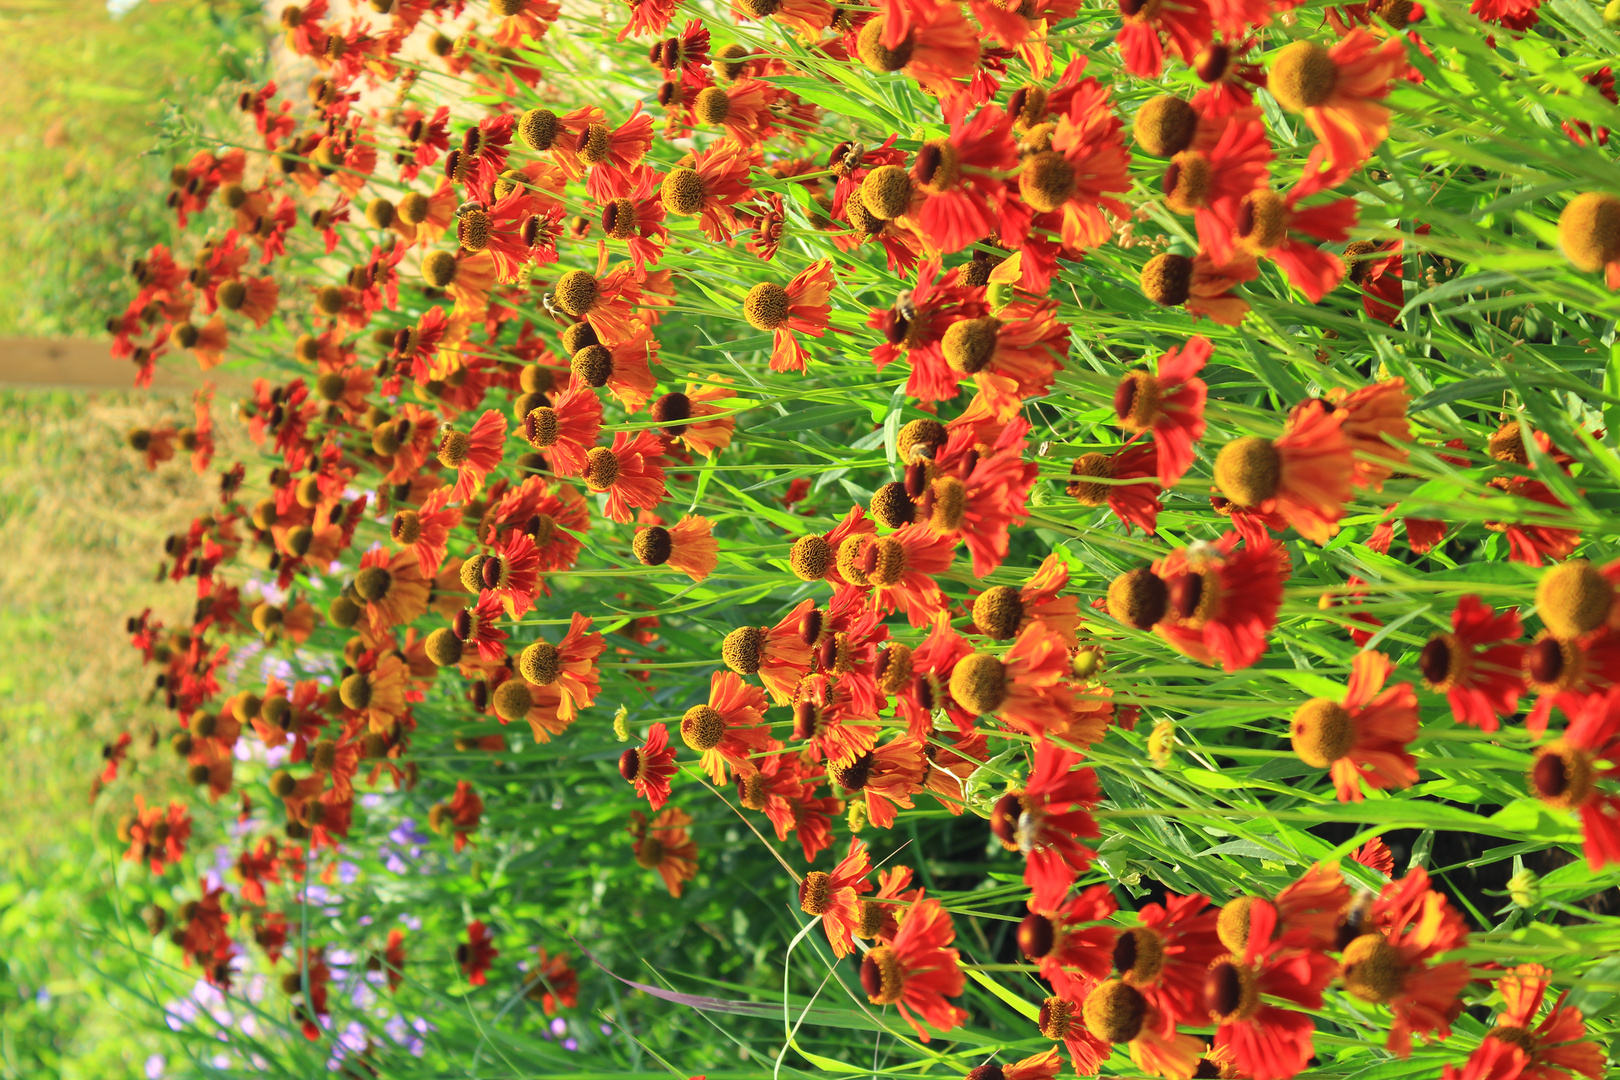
[800,836,1604,1080]
[93,0,1620,1069]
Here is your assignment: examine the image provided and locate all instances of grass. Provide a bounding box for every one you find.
[0,387,248,1079]
[0,0,266,337]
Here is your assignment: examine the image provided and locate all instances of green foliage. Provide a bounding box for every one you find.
[0,0,267,337]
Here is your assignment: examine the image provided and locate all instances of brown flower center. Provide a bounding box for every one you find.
[722,625,766,674]
[582,446,620,491]
[860,945,905,1004]
[1291,698,1354,767]
[1213,436,1281,507]
[1340,933,1405,1003]
[1529,740,1595,810]
[950,652,1007,715]
[680,704,726,751]
[1082,979,1146,1043]
[1269,41,1338,112]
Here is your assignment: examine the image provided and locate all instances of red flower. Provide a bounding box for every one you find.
[720,599,814,706]
[383,929,406,992]
[460,921,499,986]
[1448,964,1607,1080]
[1019,883,1119,1000]
[1562,68,1616,147]
[805,585,892,717]
[620,722,678,810]
[447,586,508,663]
[869,261,990,403]
[523,383,603,478]
[892,611,978,737]
[1488,477,1581,568]
[1530,683,1620,869]
[1114,0,1212,78]
[680,669,776,783]
[288,946,330,1040]
[525,948,579,1015]
[1232,179,1359,302]
[1067,442,1163,533]
[849,524,956,628]
[1419,595,1525,732]
[435,780,484,852]
[660,143,755,242]
[484,529,542,619]
[584,428,668,523]
[1114,336,1210,487]
[1345,839,1393,879]
[124,796,192,874]
[922,416,1039,575]
[554,265,644,347]
[1152,531,1289,672]
[392,485,459,578]
[1114,891,1223,1028]
[1469,0,1542,30]
[1290,650,1418,801]
[952,621,1074,740]
[990,741,1100,910]
[1161,109,1272,267]
[1270,30,1408,186]
[440,409,506,503]
[798,838,874,957]
[859,897,966,1041]
[861,0,981,100]
[1213,399,1355,544]
[743,259,834,374]
[1205,900,1338,1080]
[1342,867,1471,1056]
[903,101,1018,255]
[595,163,669,273]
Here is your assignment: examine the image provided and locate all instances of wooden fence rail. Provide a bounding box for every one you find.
[0,338,247,392]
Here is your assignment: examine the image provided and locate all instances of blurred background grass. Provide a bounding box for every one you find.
[0,390,251,1079]
[0,0,267,339]
[1,0,268,1071]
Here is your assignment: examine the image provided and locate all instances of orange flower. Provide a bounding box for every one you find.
[1213,399,1355,544]
[835,734,927,828]
[633,514,717,582]
[1269,30,1408,186]
[653,379,736,457]
[742,259,834,374]
[1317,377,1411,491]
[1289,650,1418,802]
[1342,867,1470,1056]
[798,837,874,957]
[680,669,776,783]
[722,597,815,705]
[632,806,699,897]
